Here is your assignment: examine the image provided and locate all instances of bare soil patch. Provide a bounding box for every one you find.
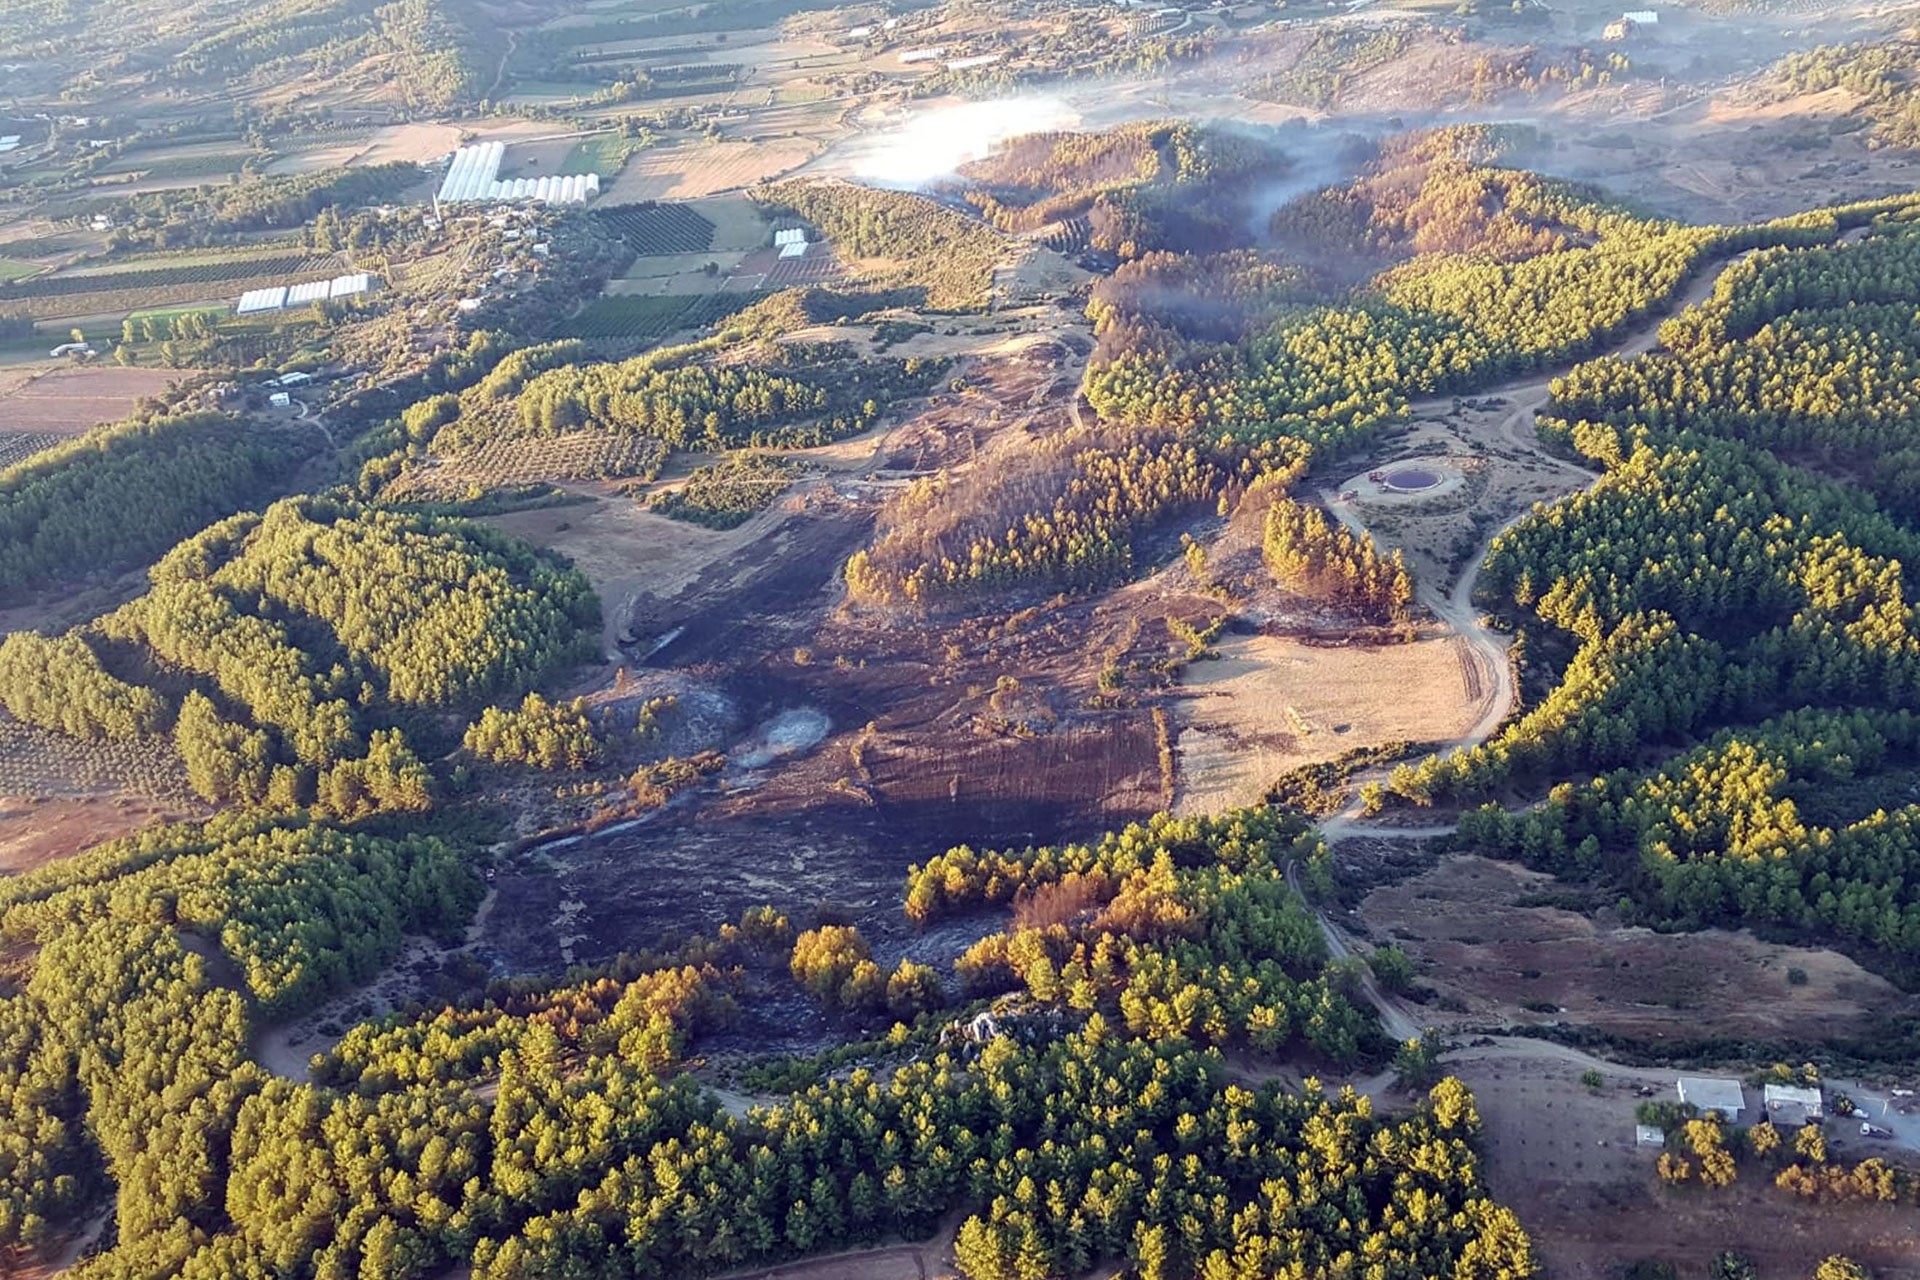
[1173,631,1478,815]
[0,364,184,434]
[1451,1043,1920,1280]
[0,795,192,873]
[1361,855,1912,1042]
[601,137,822,202]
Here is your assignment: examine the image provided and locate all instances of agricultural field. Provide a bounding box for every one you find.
[561,291,758,341]
[0,259,38,282]
[594,201,718,254]
[598,136,823,202]
[0,433,64,470]
[0,715,196,807]
[0,249,345,321]
[562,133,653,178]
[0,365,185,434]
[1,253,336,299]
[648,452,804,528]
[385,432,671,499]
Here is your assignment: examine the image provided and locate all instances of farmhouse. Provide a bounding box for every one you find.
[1677,1076,1747,1120]
[1764,1083,1823,1125]
[269,391,292,408]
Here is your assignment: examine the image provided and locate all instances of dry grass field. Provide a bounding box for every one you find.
[1360,855,1911,1042]
[601,137,823,202]
[1173,631,1478,814]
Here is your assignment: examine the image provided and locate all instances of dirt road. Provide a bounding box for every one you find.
[1316,249,1760,847]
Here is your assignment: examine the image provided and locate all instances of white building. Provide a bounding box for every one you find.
[1622,9,1658,21]
[1677,1076,1747,1121]
[1764,1084,1823,1124]
[898,47,948,63]
[269,391,292,408]
[1635,1124,1666,1148]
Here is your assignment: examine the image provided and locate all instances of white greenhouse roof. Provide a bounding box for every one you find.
[235,274,372,314]
[435,143,600,205]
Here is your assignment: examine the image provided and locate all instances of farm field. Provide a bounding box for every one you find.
[0,433,64,469]
[0,364,185,434]
[599,137,822,201]
[3,252,337,297]
[595,201,717,254]
[387,433,670,498]
[0,715,196,808]
[0,250,346,321]
[561,291,758,340]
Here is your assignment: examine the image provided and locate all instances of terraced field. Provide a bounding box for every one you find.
[386,433,671,497]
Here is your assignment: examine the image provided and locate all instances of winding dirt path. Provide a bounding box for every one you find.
[1292,251,1776,1048]
[1315,251,1756,849]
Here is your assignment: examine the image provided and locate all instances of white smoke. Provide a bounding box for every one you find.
[846,96,1082,188]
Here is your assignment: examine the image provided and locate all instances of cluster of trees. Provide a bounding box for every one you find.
[0,632,166,740]
[1086,250,1320,362]
[846,428,1255,605]
[0,498,595,812]
[752,181,1006,311]
[648,453,800,529]
[788,925,944,1018]
[951,121,1285,260]
[430,343,944,455]
[0,409,309,603]
[1264,498,1413,620]
[907,806,1373,1060]
[1774,40,1920,149]
[101,163,421,250]
[1456,708,1920,958]
[465,693,605,771]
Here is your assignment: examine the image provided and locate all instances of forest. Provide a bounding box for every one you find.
[0,409,312,604]
[853,131,1779,608]
[1375,212,1920,981]
[0,497,596,813]
[0,788,1533,1280]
